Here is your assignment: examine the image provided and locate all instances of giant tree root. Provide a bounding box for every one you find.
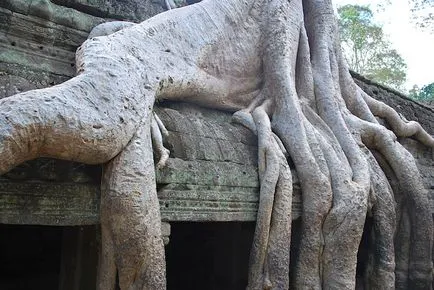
[100,116,166,289]
[233,100,293,289]
[0,0,433,289]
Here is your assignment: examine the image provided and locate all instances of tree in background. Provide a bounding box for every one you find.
[405,0,433,101]
[338,4,407,91]
[409,82,434,101]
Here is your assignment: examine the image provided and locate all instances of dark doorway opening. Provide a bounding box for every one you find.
[166,222,255,290]
[0,224,63,290]
[1,222,258,290]
[0,224,98,290]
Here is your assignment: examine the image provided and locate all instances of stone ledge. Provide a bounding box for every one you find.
[0,167,302,225]
[0,103,300,225]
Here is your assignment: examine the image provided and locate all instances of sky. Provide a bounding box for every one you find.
[333,0,434,91]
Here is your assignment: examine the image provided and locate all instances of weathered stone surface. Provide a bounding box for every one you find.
[0,1,432,228]
[0,182,99,225]
[354,73,434,210]
[50,0,164,21]
[0,3,100,92]
[0,0,162,97]
[0,0,105,31]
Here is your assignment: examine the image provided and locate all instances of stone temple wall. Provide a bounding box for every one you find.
[354,74,434,211]
[0,0,163,96]
[0,0,433,224]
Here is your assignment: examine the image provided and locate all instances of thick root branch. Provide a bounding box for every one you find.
[362,91,434,147]
[265,162,292,289]
[234,100,292,290]
[100,117,166,290]
[358,118,433,289]
[364,151,396,290]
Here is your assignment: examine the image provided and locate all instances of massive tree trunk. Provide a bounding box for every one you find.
[1,0,433,289]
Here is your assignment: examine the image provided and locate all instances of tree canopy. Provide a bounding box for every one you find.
[409,82,434,101]
[337,4,407,91]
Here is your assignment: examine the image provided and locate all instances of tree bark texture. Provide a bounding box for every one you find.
[1,0,433,289]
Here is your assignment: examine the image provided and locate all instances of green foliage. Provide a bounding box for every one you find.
[409,82,434,101]
[337,4,407,91]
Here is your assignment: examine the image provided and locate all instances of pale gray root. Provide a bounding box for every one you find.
[246,104,279,289]
[0,72,147,173]
[264,159,292,289]
[395,207,412,289]
[100,116,166,290]
[295,26,316,110]
[231,93,266,134]
[88,21,136,39]
[234,100,292,290]
[153,112,169,138]
[295,1,370,288]
[272,133,288,157]
[371,150,410,290]
[361,90,434,147]
[164,0,176,10]
[97,222,116,290]
[358,119,433,289]
[232,110,257,134]
[89,21,171,169]
[302,106,364,288]
[363,151,396,290]
[263,1,334,288]
[151,113,170,169]
[1,0,433,289]
[337,47,377,124]
[306,115,367,290]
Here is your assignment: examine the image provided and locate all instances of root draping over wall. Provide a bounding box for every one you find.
[1,0,433,289]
